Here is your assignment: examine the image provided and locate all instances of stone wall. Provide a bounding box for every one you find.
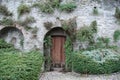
[0,0,120,52]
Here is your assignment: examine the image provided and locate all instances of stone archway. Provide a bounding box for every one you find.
[44,27,67,71]
[0,27,24,50]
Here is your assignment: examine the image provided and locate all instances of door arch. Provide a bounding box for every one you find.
[0,27,24,50]
[44,27,67,71]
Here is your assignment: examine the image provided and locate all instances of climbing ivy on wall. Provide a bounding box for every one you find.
[17,4,31,17]
[115,7,120,19]
[32,0,77,14]
[44,36,52,71]
[64,36,73,71]
[61,17,77,41]
[44,22,53,30]
[76,20,97,43]
[0,17,14,26]
[0,5,12,16]
[113,30,120,42]
[59,2,77,12]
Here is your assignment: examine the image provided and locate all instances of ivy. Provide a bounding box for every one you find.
[17,4,31,17]
[59,2,77,12]
[77,20,97,43]
[113,30,120,42]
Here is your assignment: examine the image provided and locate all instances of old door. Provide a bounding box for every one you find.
[51,36,65,68]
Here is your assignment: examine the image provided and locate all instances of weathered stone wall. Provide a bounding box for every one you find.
[0,0,120,52]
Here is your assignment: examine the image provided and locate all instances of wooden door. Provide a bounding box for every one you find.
[51,36,65,67]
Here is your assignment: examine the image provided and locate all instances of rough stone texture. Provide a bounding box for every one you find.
[0,0,120,51]
[39,71,120,80]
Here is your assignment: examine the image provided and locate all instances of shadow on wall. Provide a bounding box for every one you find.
[0,27,24,50]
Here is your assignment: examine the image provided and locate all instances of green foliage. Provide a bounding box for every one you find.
[50,0,60,8]
[0,39,17,53]
[81,49,118,63]
[32,3,54,14]
[18,16,36,30]
[0,51,43,80]
[25,26,33,31]
[33,0,60,13]
[97,37,110,47]
[32,27,38,34]
[93,7,98,15]
[17,4,31,16]
[0,5,12,16]
[73,51,120,74]
[0,39,14,50]
[33,0,60,8]
[113,30,120,42]
[64,37,73,71]
[115,7,120,19]
[87,37,110,50]
[39,3,54,14]
[0,39,43,79]
[33,1,77,13]
[62,17,77,41]
[44,22,53,30]
[44,36,52,71]
[77,26,93,42]
[23,16,36,25]
[77,21,97,43]
[44,36,52,48]
[0,17,14,26]
[59,2,77,12]
[90,20,97,33]
[20,38,24,47]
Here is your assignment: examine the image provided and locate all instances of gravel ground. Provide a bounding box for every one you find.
[39,71,120,80]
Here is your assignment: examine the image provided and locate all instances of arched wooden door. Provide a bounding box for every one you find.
[51,36,65,68]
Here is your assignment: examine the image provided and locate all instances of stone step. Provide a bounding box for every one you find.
[53,68,63,72]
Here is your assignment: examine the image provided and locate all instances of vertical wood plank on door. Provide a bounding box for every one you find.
[51,36,65,67]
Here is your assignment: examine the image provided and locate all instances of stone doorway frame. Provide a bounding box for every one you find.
[43,27,67,71]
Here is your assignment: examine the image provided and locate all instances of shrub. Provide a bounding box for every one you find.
[33,1,77,13]
[33,3,54,14]
[18,17,35,26]
[32,27,38,34]
[0,17,14,26]
[90,20,97,33]
[50,0,60,8]
[115,7,120,19]
[39,3,54,14]
[0,5,12,16]
[61,17,77,41]
[0,39,14,49]
[81,49,118,62]
[18,16,35,30]
[97,37,110,47]
[64,37,73,71]
[113,30,120,42]
[0,51,43,80]
[77,21,97,43]
[77,26,93,42]
[0,39,43,80]
[44,22,53,30]
[20,38,24,47]
[33,0,60,8]
[17,4,31,16]
[73,50,120,74]
[0,39,16,53]
[59,2,77,12]
[87,37,110,50]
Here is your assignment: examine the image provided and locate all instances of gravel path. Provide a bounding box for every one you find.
[39,71,120,80]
